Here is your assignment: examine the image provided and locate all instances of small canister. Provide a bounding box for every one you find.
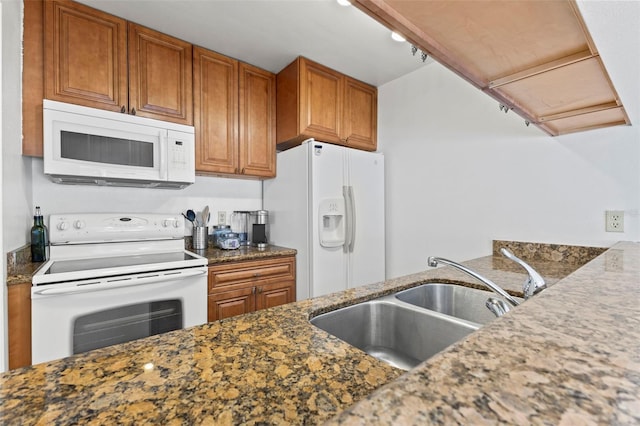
[212,225,231,248]
[218,232,240,250]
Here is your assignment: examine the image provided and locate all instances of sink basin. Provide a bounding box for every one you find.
[395,283,522,325]
[310,299,478,370]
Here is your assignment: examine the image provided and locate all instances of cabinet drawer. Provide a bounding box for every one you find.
[208,256,295,291]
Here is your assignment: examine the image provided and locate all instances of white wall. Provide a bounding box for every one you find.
[2,0,31,253]
[379,0,640,279]
[31,159,262,234]
[0,0,6,372]
[1,0,27,372]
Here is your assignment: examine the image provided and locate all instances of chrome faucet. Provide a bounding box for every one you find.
[427,256,521,307]
[427,248,547,317]
[499,248,547,299]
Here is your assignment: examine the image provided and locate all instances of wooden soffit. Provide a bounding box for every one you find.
[353,0,630,136]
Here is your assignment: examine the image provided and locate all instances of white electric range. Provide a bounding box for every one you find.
[31,213,208,365]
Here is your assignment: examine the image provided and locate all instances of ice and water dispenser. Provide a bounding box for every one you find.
[319,199,345,248]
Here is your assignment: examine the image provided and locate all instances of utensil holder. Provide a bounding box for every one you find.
[193,226,209,250]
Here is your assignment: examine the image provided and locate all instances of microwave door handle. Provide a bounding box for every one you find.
[159,131,168,180]
[32,269,206,296]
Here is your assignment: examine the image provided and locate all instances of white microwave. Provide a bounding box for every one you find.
[43,99,195,189]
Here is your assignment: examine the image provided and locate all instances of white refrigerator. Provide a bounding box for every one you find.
[263,139,385,300]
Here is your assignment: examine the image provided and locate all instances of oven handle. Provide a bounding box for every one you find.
[32,269,207,296]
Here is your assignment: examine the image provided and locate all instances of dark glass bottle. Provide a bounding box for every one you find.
[30,206,49,262]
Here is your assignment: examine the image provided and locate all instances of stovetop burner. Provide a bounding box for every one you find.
[32,213,207,286]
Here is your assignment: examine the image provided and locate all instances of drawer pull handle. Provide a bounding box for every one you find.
[254,273,260,278]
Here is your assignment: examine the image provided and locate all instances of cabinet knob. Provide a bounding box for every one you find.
[253,273,260,278]
[241,168,246,174]
[252,287,256,295]
[131,108,136,115]
[258,287,263,294]
[120,105,126,113]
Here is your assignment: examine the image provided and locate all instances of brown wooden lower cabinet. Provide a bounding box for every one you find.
[8,282,32,370]
[208,255,296,322]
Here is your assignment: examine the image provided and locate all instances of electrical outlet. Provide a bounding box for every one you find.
[605,210,624,232]
[218,211,226,225]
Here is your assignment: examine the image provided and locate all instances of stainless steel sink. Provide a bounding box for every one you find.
[395,283,523,325]
[310,298,478,370]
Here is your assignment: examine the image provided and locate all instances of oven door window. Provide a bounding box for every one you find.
[73,300,183,355]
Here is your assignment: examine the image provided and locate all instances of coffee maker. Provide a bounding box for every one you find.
[249,210,269,249]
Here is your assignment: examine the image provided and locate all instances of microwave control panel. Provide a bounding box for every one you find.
[167,130,195,183]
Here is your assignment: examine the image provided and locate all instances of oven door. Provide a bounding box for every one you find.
[31,267,207,365]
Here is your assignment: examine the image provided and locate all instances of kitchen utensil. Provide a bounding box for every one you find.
[202,206,210,226]
[184,209,196,225]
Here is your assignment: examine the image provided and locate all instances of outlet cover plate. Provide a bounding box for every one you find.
[605,210,624,232]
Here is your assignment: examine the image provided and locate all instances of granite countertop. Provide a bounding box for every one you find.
[192,244,297,265]
[1,241,637,425]
[5,244,297,285]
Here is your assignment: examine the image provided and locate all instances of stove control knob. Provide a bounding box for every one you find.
[161,219,180,228]
[57,221,69,231]
[73,220,85,230]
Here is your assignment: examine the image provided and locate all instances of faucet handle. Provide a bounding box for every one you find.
[486,297,511,318]
[500,248,547,299]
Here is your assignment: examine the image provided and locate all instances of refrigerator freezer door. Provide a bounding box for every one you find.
[310,142,349,297]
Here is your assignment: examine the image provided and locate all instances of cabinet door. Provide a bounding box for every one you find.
[343,77,378,151]
[128,23,193,125]
[194,47,238,174]
[256,281,295,311]
[208,287,255,322]
[208,257,295,292]
[45,0,128,112]
[239,63,276,178]
[8,283,32,369]
[299,58,343,144]
[23,0,45,157]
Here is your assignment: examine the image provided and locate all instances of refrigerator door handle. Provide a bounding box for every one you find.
[343,185,356,252]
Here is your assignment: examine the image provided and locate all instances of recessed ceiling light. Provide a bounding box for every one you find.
[391,32,406,42]
[336,0,351,6]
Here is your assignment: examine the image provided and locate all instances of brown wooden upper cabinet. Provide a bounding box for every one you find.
[44,0,192,126]
[276,57,377,151]
[194,47,276,178]
[44,0,127,113]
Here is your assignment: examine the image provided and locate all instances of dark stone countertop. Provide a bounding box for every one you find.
[6,244,297,285]
[3,241,636,425]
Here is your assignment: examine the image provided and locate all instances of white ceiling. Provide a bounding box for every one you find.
[78,0,638,125]
[76,0,429,87]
